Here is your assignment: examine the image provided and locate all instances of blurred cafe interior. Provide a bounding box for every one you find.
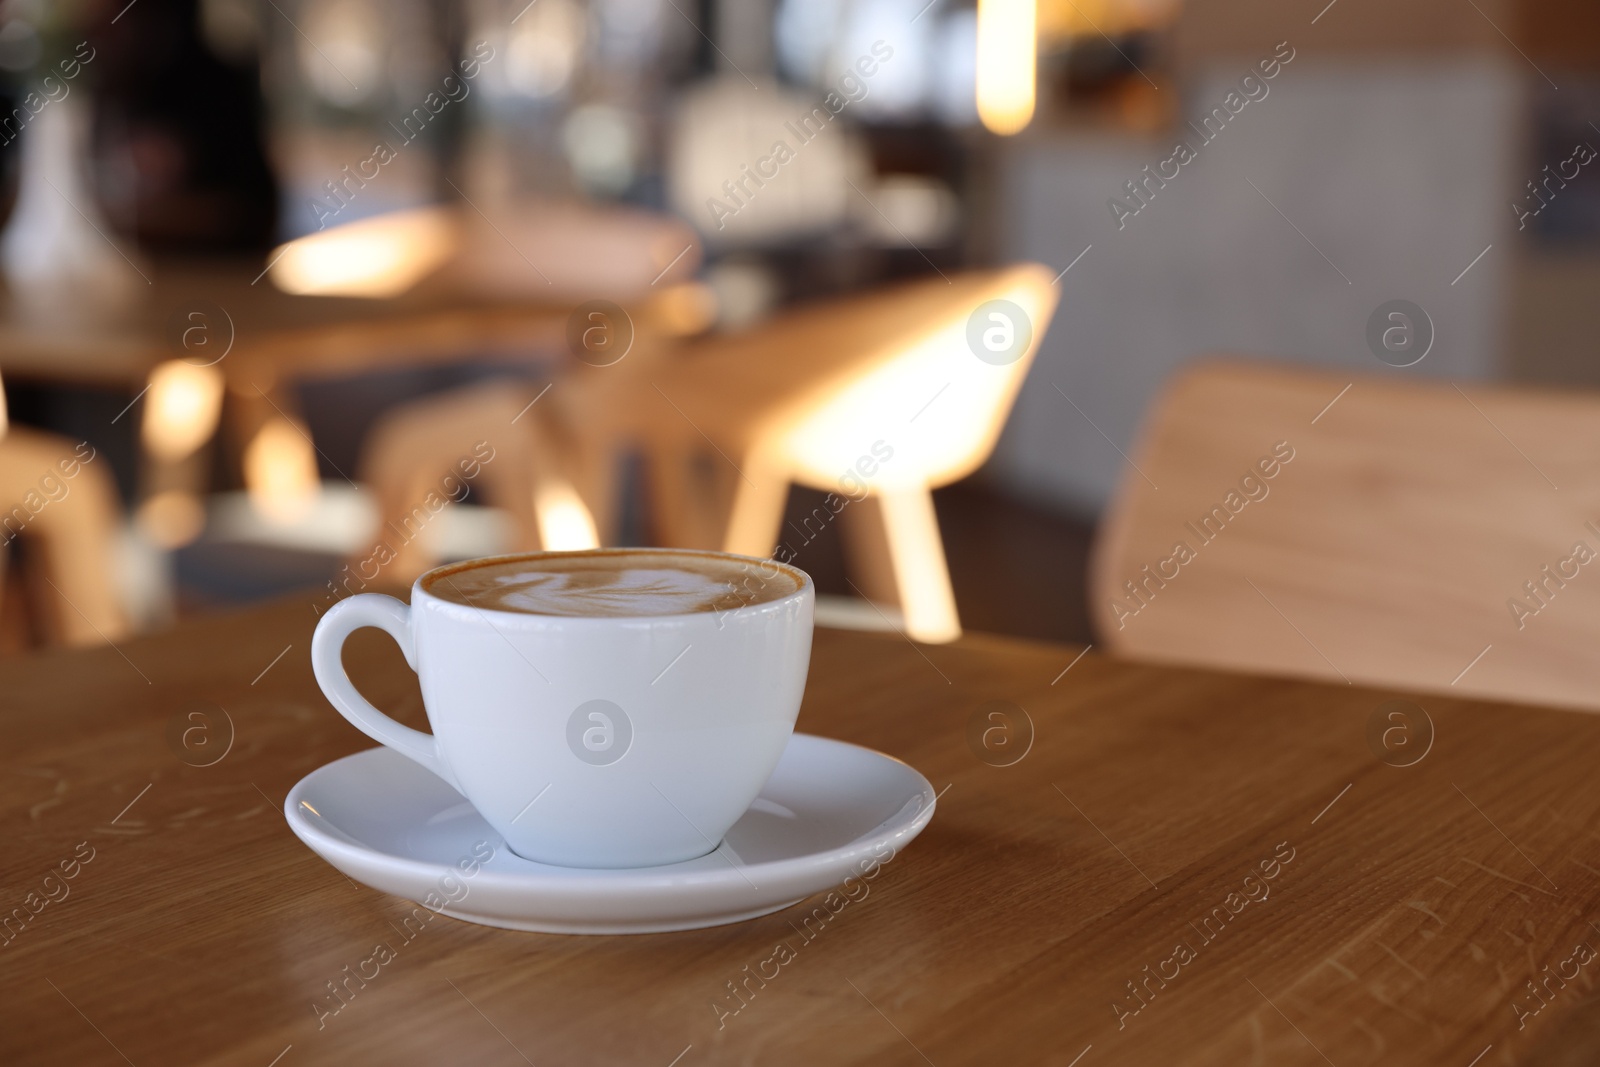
[12,0,1600,1062]
[0,0,1596,662]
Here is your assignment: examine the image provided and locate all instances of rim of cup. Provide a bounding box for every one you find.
[412,546,814,626]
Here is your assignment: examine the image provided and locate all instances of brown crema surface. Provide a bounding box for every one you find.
[423,550,802,617]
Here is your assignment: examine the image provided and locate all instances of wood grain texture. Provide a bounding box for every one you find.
[4,594,1600,1065]
[1094,358,1600,714]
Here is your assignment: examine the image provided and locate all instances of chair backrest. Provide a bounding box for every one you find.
[654,264,1059,491]
[781,264,1058,490]
[1093,359,1600,712]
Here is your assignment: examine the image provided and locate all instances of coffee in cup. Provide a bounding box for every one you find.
[423,550,801,617]
[310,548,813,869]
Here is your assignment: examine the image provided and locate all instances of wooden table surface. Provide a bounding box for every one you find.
[4,595,1600,1065]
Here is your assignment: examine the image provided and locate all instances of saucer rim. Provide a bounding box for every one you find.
[433,899,806,935]
[283,733,937,895]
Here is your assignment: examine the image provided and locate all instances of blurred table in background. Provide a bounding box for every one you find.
[0,259,567,388]
[0,198,705,548]
[0,257,574,550]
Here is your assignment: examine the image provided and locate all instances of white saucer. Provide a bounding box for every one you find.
[284,734,937,934]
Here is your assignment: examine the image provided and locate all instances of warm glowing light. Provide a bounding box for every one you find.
[1037,0,1181,44]
[649,282,718,337]
[976,0,1037,135]
[142,361,224,461]
[245,418,321,523]
[137,490,207,549]
[535,480,600,550]
[505,0,585,98]
[300,0,380,106]
[268,207,457,298]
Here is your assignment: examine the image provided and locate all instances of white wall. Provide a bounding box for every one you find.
[987,57,1523,516]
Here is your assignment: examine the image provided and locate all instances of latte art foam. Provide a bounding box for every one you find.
[424,551,802,617]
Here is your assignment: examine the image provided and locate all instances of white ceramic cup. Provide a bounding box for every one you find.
[310,548,814,869]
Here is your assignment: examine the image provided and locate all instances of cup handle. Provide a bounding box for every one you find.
[311,593,460,792]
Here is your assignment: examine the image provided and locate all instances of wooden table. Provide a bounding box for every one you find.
[0,260,573,391]
[0,199,699,526]
[4,597,1600,1065]
[0,200,699,391]
[0,260,578,529]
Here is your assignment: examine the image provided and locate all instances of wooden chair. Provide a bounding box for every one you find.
[1093,358,1600,712]
[355,379,585,579]
[552,263,1060,643]
[0,421,128,648]
[359,265,1059,643]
